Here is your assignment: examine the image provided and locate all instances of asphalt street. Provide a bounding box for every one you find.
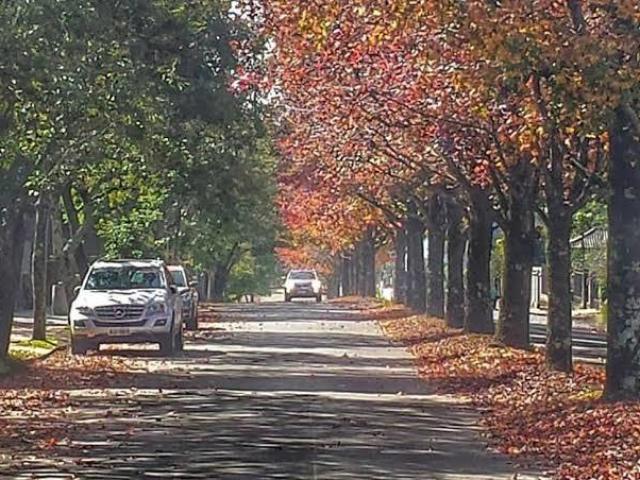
[3,302,544,479]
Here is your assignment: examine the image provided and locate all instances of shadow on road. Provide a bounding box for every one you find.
[1,303,537,480]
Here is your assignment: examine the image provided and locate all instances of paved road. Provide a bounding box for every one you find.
[487,310,607,364]
[2,302,543,479]
[529,312,606,364]
[12,306,607,364]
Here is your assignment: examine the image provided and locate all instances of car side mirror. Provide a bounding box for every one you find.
[189,280,199,288]
[169,285,178,294]
[73,285,81,297]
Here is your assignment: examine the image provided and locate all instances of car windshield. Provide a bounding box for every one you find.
[289,271,315,280]
[170,269,187,287]
[85,267,165,290]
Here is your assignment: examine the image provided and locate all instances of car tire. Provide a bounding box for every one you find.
[316,295,322,303]
[159,321,176,356]
[185,306,198,331]
[159,334,174,356]
[71,338,91,355]
[175,325,184,353]
[285,294,291,303]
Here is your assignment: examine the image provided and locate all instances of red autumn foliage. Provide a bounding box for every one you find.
[380,315,640,480]
[328,296,411,320]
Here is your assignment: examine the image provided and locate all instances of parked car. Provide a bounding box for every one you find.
[284,269,322,303]
[68,259,184,355]
[168,264,199,331]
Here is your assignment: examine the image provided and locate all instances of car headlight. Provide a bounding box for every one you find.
[74,306,94,317]
[312,280,321,292]
[69,306,94,325]
[147,303,167,315]
[285,280,295,292]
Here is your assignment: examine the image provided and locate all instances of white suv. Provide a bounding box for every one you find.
[68,259,184,355]
[284,269,322,303]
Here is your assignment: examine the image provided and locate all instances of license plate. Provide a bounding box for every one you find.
[107,328,131,336]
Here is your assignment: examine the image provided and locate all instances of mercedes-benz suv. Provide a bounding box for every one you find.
[68,259,184,355]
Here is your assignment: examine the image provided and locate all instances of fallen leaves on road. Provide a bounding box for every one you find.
[380,315,640,480]
[329,296,411,320]
[329,296,385,309]
[0,351,138,451]
[197,303,220,323]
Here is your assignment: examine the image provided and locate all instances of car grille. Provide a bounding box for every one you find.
[94,319,147,328]
[95,305,145,321]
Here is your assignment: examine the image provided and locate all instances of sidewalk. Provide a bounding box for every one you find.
[529,306,604,331]
[11,311,68,344]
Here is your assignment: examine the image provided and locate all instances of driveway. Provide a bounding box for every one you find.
[1,302,543,479]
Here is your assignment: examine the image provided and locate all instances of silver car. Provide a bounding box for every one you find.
[68,259,184,355]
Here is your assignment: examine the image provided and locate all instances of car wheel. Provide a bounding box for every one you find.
[71,337,91,355]
[175,326,184,353]
[159,321,176,356]
[159,334,174,356]
[285,294,291,302]
[185,306,198,331]
[316,295,322,303]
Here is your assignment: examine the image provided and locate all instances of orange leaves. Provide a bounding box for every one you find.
[381,315,640,479]
[254,0,636,258]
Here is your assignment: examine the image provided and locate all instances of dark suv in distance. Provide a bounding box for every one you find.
[284,269,322,303]
[168,265,199,331]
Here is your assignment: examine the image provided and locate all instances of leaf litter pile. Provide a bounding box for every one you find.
[329,296,412,320]
[0,309,223,456]
[380,315,640,480]
[0,352,142,451]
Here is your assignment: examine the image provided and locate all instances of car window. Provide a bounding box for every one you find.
[289,271,316,280]
[85,267,165,290]
[170,269,187,287]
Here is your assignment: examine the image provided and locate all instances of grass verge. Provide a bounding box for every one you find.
[0,338,64,374]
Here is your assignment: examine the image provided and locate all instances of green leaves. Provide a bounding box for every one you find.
[0,0,278,300]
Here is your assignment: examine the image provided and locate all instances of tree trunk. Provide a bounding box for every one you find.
[62,184,89,276]
[78,189,102,261]
[393,225,407,305]
[341,255,352,296]
[206,269,215,301]
[426,194,446,317]
[465,188,494,333]
[360,230,376,297]
[605,107,640,398]
[348,252,356,296]
[353,246,362,296]
[32,195,49,341]
[497,209,535,348]
[211,265,228,302]
[581,271,589,309]
[327,264,340,299]
[545,205,573,372]
[0,212,25,358]
[406,204,427,313]
[0,248,18,358]
[446,203,466,328]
